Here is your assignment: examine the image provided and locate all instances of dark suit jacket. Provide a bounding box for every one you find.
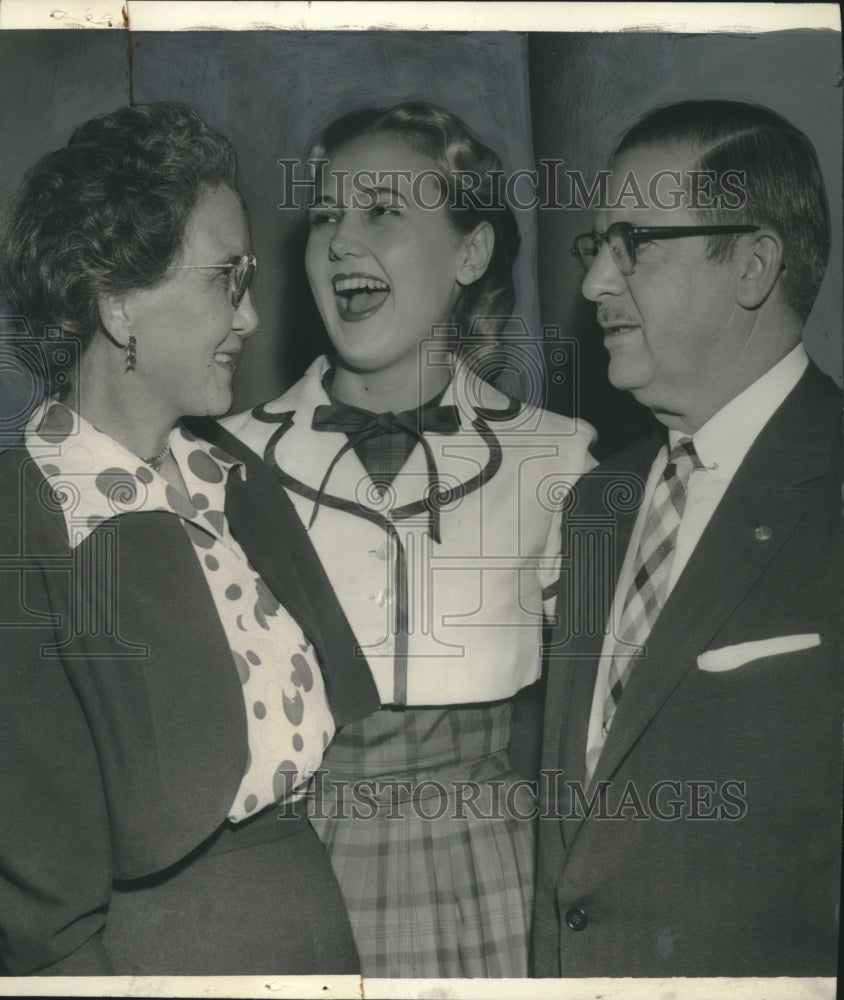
[532,364,843,977]
[0,420,377,975]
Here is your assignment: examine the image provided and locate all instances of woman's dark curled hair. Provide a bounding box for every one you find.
[1,102,236,382]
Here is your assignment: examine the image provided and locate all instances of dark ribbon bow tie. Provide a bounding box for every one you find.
[310,400,461,542]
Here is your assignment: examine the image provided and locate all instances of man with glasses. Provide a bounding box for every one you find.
[532,101,841,977]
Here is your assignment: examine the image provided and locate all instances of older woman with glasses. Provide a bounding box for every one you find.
[0,102,373,976]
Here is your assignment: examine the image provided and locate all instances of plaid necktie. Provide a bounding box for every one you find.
[585,438,703,783]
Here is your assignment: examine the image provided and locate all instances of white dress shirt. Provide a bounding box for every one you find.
[584,343,810,763]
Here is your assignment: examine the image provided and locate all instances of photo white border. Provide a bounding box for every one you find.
[0,1,840,32]
[0,2,839,998]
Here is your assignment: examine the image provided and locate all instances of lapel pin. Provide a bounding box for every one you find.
[753,524,773,541]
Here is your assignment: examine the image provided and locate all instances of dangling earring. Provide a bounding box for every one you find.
[125,329,137,373]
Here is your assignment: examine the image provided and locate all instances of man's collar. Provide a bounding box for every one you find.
[669,343,809,479]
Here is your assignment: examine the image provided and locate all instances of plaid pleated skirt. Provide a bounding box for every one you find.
[307,700,535,978]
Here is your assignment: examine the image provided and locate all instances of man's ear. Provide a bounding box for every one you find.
[97,293,133,347]
[735,227,785,309]
[456,222,495,287]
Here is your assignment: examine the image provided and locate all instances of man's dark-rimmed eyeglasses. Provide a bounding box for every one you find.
[571,222,760,276]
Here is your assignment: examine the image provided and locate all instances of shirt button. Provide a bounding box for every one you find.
[373,588,394,608]
[565,906,588,932]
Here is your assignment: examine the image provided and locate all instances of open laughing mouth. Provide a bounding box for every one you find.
[333,273,390,322]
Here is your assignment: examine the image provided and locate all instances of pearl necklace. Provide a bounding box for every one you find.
[142,441,171,471]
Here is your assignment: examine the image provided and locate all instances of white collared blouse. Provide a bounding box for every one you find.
[225,357,597,706]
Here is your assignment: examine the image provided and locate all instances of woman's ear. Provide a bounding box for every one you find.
[456,221,495,287]
[97,293,132,347]
[735,227,785,310]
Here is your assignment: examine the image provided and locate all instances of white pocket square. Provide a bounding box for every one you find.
[697,634,821,672]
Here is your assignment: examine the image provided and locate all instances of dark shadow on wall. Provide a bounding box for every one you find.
[276,216,333,384]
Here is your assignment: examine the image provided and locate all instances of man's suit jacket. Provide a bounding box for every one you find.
[532,364,843,977]
[0,420,377,974]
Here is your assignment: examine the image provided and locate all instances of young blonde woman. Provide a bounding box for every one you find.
[226,102,596,977]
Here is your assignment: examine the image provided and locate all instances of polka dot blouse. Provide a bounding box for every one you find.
[26,400,335,823]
